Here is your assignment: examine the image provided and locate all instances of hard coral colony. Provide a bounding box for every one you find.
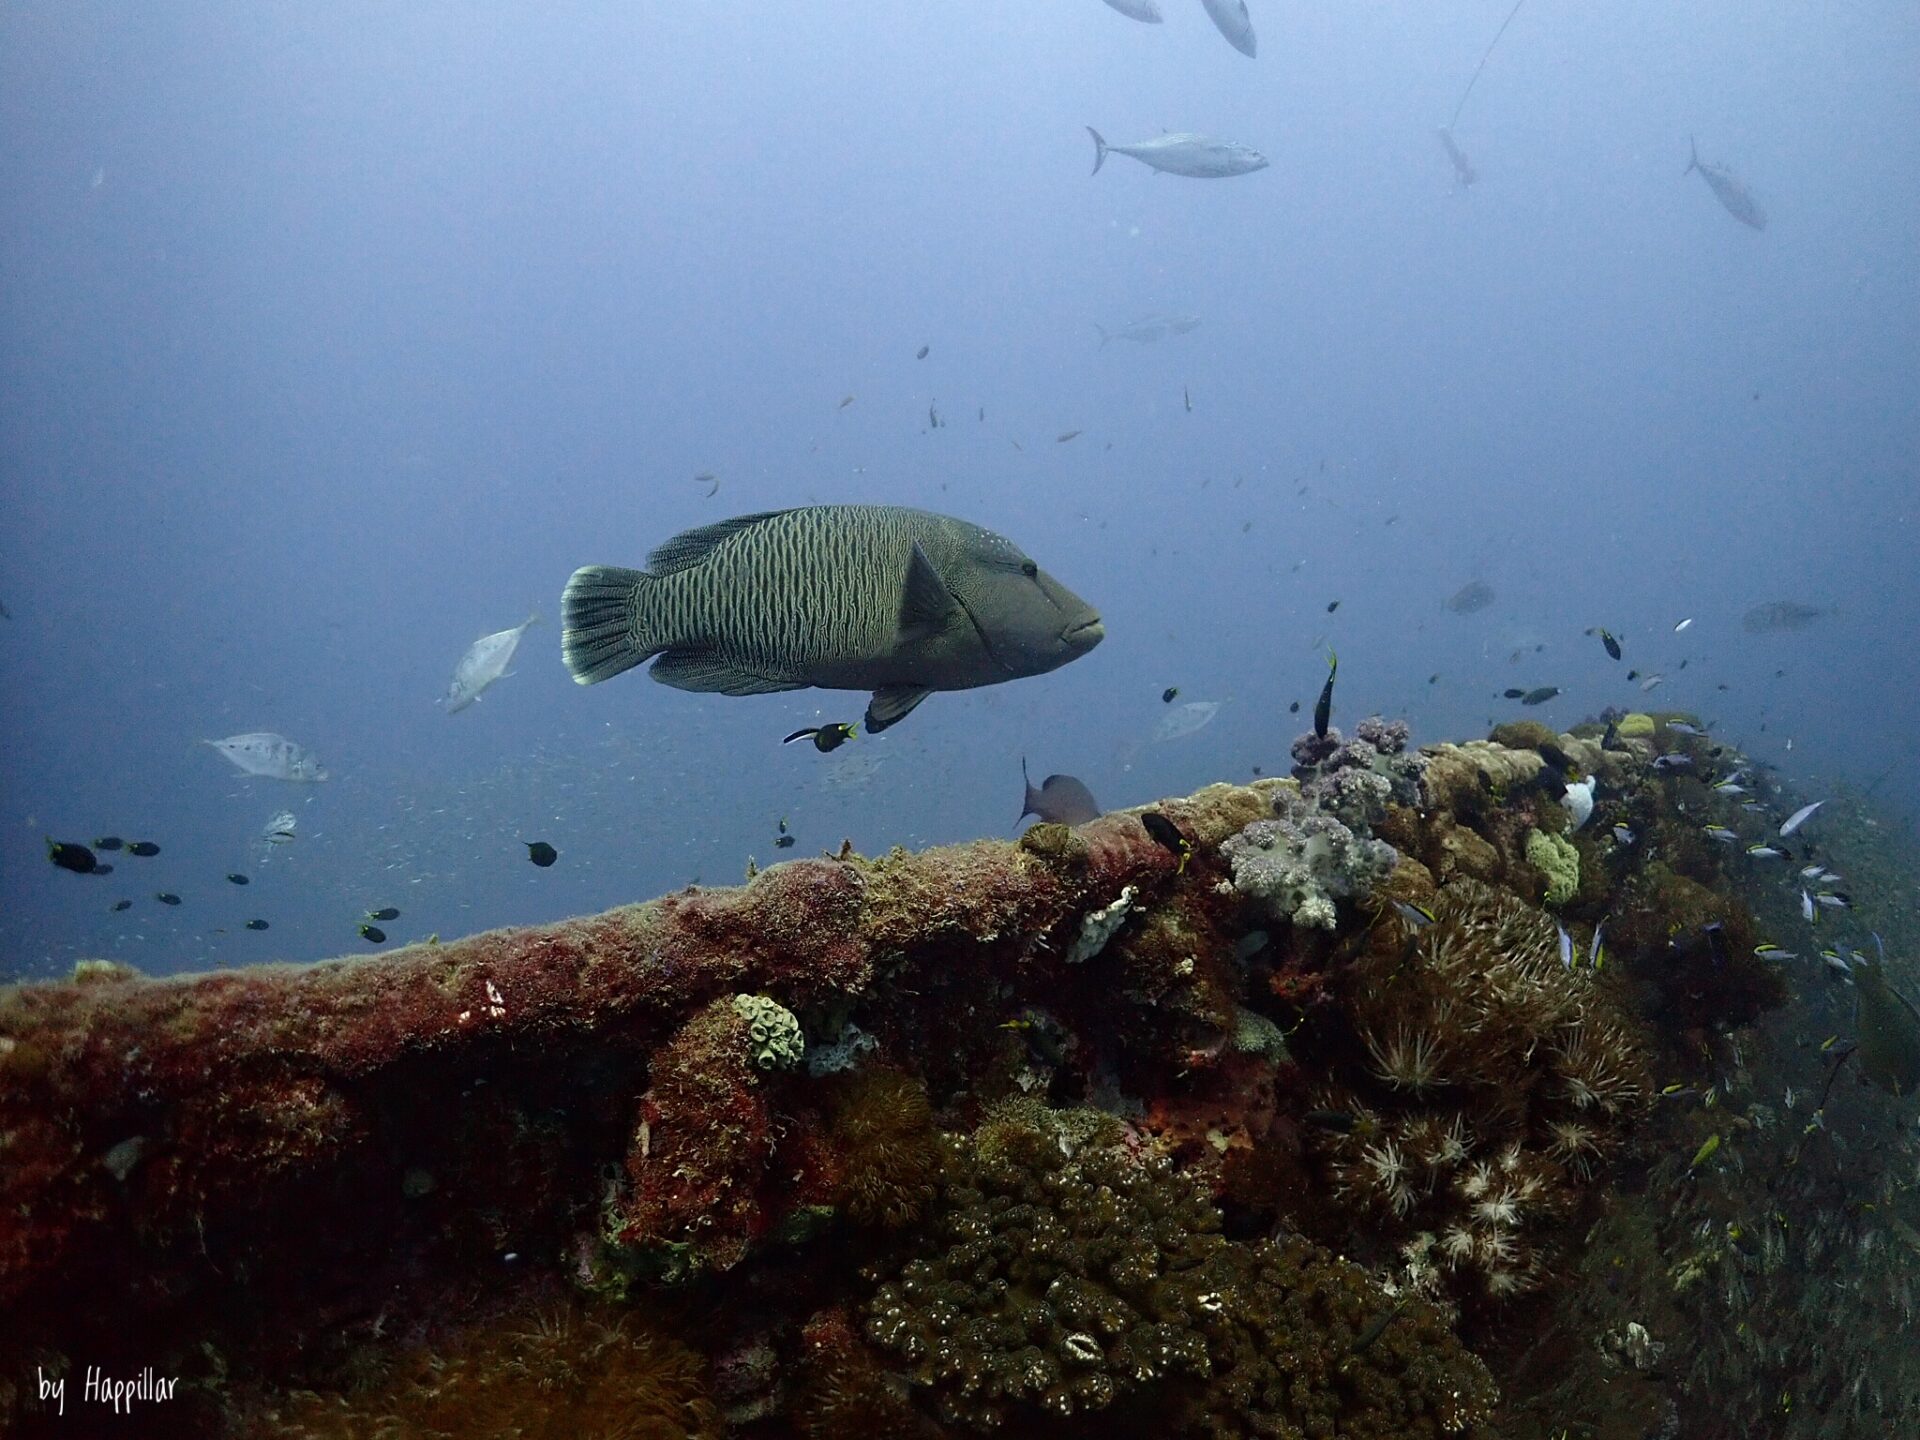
[2,705,1915,1438]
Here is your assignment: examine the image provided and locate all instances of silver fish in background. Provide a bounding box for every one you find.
[1198,0,1257,56]
[1685,137,1767,231]
[1742,600,1824,633]
[1095,314,1201,346]
[1443,580,1495,614]
[563,506,1103,733]
[1154,699,1221,741]
[1436,128,1476,188]
[442,611,540,713]
[1100,0,1164,21]
[205,732,329,782]
[1087,128,1267,178]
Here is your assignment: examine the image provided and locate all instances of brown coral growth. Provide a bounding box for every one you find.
[257,1301,719,1439]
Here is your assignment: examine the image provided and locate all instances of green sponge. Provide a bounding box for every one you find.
[732,993,804,1070]
[1525,829,1580,907]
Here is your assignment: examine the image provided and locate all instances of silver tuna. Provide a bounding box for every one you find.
[562,506,1103,732]
[1087,128,1268,179]
[205,732,328,782]
[1198,0,1256,56]
[1685,137,1766,231]
[1095,314,1202,346]
[442,611,540,713]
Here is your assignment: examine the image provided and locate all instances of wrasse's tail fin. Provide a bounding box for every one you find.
[562,566,656,685]
[1684,134,1699,176]
[1088,127,1109,176]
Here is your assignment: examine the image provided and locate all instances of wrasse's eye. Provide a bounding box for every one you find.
[1021,560,1038,578]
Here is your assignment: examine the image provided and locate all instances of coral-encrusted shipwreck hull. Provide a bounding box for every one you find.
[0,730,1839,1436]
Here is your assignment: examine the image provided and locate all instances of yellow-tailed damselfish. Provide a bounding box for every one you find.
[1140,811,1192,872]
[47,840,98,874]
[783,723,857,753]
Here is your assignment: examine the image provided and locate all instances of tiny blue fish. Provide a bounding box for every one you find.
[1703,825,1740,844]
[1746,844,1786,860]
[1611,823,1636,845]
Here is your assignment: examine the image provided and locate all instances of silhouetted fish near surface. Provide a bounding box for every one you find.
[358,924,386,944]
[1520,687,1560,705]
[155,892,181,906]
[111,899,132,912]
[1742,600,1824,634]
[1020,760,1100,827]
[915,345,929,360]
[1443,581,1495,614]
[1162,686,1179,704]
[1586,627,1621,660]
[245,919,270,931]
[1087,128,1267,178]
[563,506,1103,734]
[1436,128,1476,187]
[366,907,401,922]
[1100,0,1164,19]
[1198,0,1256,56]
[126,841,159,857]
[93,836,124,851]
[227,873,249,885]
[1056,430,1082,444]
[47,840,98,874]
[524,841,558,868]
[1685,137,1767,231]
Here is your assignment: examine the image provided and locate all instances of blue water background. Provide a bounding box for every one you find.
[2,2,1916,977]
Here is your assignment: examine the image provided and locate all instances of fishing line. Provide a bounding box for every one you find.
[1448,0,1530,134]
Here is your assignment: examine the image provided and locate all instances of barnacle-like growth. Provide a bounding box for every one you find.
[863,1107,1499,1435]
[732,992,804,1070]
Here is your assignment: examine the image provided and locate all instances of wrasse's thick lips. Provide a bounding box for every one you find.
[1066,617,1105,643]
